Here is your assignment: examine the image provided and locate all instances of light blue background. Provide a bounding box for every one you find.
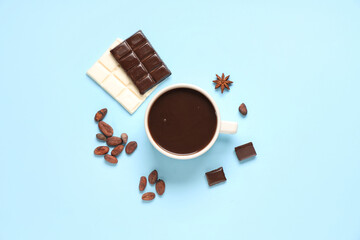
[1,0,360,239]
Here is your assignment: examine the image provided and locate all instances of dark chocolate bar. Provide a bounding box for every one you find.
[110,31,171,94]
[235,142,257,161]
[205,167,227,186]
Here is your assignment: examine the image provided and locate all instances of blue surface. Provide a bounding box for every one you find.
[1,0,360,239]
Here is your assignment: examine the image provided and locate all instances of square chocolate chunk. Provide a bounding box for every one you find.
[135,42,155,60]
[235,142,257,161]
[127,31,146,48]
[127,64,147,82]
[205,167,227,186]
[110,41,131,61]
[143,54,162,72]
[150,65,171,83]
[110,30,171,94]
[136,75,156,94]
[119,52,140,71]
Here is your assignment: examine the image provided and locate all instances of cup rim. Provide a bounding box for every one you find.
[144,83,221,160]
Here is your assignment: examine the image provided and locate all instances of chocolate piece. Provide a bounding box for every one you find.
[136,75,156,92]
[205,167,227,186]
[135,42,154,60]
[150,65,171,83]
[235,142,256,161]
[127,31,146,48]
[111,41,131,60]
[143,54,162,72]
[127,64,147,81]
[111,30,171,94]
[119,52,140,71]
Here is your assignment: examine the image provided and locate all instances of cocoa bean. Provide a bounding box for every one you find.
[98,121,113,137]
[96,133,106,141]
[239,103,247,116]
[125,141,137,154]
[111,145,124,156]
[141,192,155,201]
[94,146,109,155]
[104,154,118,164]
[94,108,107,122]
[106,136,122,146]
[139,176,147,191]
[155,179,165,195]
[148,170,158,184]
[121,133,128,145]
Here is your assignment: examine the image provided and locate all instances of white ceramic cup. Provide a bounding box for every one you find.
[144,83,238,160]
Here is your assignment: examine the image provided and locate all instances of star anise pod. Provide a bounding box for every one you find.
[213,73,233,93]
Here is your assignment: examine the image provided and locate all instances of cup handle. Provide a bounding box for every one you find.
[219,121,238,134]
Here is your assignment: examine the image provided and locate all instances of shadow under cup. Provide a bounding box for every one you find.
[147,87,218,156]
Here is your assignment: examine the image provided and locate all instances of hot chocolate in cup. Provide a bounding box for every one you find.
[145,84,238,160]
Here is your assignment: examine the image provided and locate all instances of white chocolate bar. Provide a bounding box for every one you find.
[87,39,156,114]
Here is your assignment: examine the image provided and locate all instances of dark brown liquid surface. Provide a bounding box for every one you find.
[148,88,217,155]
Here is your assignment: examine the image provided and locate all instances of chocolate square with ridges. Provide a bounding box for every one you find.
[150,65,171,83]
[136,74,156,94]
[143,54,162,72]
[127,64,147,82]
[134,42,155,60]
[110,41,131,62]
[127,31,146,48]
[119,52,140,71]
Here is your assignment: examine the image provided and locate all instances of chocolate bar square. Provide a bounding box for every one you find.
[143,54,162,72]
[150,65,171,83]
[205,167,227,186]
[110,30,171,94]
[111,41,131,60]
[127,31,146,48]
[127,64,147,82]
[235,142,257,161]
[135,42,155,60]
[119,52,140,71]
[136,75,156,94]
